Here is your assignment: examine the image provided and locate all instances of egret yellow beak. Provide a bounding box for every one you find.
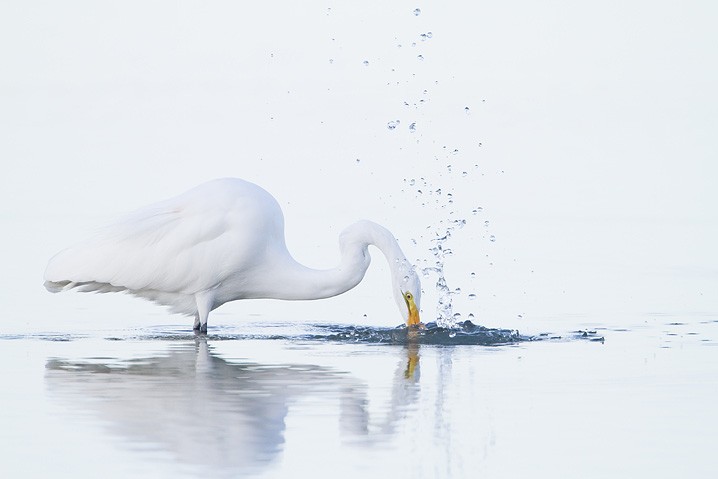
[403,292,421,327]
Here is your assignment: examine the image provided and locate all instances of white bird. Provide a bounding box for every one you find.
[44,178,422,332]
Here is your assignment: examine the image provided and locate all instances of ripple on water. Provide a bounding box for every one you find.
[0,322,605,345]
[135,321,603,346]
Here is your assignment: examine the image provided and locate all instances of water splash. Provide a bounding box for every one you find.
[422,222,464,328]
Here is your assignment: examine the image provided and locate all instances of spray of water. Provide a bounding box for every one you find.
[421,217,470,328]
[404,174,477,329]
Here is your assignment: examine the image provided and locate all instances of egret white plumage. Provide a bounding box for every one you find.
[44,178,422,332]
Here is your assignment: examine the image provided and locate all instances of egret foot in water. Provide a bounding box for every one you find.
[192,315,208,334]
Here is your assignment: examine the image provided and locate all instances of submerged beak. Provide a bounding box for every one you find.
[404,293,421,327]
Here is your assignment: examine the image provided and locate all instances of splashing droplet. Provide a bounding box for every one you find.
[409,122,416,132]
[413,8,421,16]
[468,293,477,300]
[387,120,400,130]
[490,235,496,242]
[363,60,369,66]
[417,54,424,61]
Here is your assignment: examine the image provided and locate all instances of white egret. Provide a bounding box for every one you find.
[44,178,422,332]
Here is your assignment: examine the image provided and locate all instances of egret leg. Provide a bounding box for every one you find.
[194,290,214,334]
[192,313,201,331]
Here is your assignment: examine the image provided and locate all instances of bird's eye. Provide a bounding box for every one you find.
[405,292,412,300]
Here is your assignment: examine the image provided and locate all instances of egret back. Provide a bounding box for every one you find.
[44,178,286,315]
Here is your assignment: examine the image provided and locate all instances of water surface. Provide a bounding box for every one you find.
[1,317,715,478]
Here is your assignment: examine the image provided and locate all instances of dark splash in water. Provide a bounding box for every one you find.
[298,321,524,345]
[283,321,604,346]
[156,320,603,346]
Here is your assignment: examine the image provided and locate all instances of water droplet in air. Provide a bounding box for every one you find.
[417,54,424,61]
[387,120,400,130]
[462,171,468,177]
[413,8,421,16]
[490,235,496,242]
[448,331,457,338]
[355,158,361,163]
[453,313,462,320]
[484,220,490,227]
[468,313,475,319]
[329,58,334,64]
[409,122,416,132]
[363,60,369,66]
[468,293,477,300]
[464,106,470,113]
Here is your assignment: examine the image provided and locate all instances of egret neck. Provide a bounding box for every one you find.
[263,220,421,325]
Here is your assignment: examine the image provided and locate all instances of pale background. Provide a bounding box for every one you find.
[1,1,716,333]
[1,3,717,478]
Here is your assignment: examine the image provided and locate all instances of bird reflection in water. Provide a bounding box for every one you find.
[45,337,423,475]
[405,327,421,379]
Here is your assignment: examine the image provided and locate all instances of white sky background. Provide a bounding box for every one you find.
[1,1,716,331]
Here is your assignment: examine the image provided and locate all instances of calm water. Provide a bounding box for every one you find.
[1,315,716,478]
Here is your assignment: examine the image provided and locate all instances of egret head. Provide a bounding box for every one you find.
[394,263,421,327]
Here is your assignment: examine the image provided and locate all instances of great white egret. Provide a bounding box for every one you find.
[44,178,422,332]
